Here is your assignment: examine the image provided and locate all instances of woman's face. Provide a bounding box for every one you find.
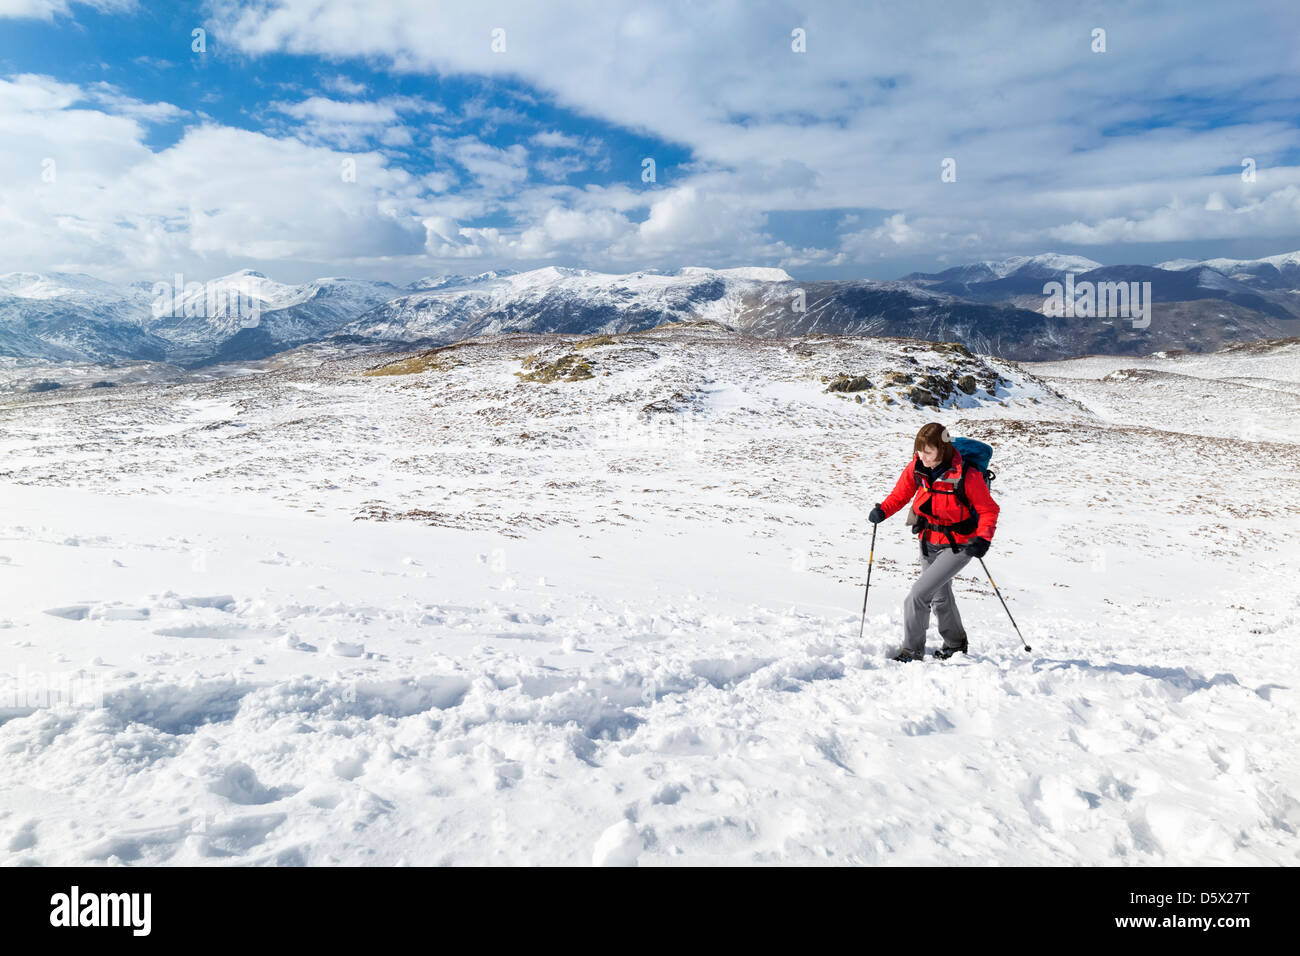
[918,443,942,468]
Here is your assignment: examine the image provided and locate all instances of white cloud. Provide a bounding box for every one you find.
[517,206,632,256]
[0,74,433,280]
[322,74,368,96]
[0,0,134,20]
[0,72,81,111]
[4,1,1300,281]
[270,94,442,148]
[533,154,587,182]
[527,130,605,181]
[837,213,932,260]
[1047,185,1300,244]
[85,81,187,123]
[276,96,401,124]
[204,0,1300,269]
[433,136,528,194]
[530,130,584,150]
[875,213,919,246]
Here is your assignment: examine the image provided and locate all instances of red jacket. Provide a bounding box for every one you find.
[880,450,998,546]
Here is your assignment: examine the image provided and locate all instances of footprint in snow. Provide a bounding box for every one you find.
[6,820,37,852]
[208,762,293,806]
[333,751,368,781]
[283,633,317,653]
[43,605,91,621]
[193,813,289,858]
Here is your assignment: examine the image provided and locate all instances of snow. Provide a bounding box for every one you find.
[1156,258,1203,272]
[592,819,643,866]
[675,266,793,282]
[980,253,1104,278]
[0,329,1297,865]
[1193,267,1243,292]
[0,272,125,300]
[337,265,801,344]
[1158,250,1300,272]
[0,270,400,365]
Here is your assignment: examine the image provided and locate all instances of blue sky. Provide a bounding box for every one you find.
[0,0,1297,283]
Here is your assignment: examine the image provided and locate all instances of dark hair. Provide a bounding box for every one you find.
[913,422,955,460]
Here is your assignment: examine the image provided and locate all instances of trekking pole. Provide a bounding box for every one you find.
[857,522,878,641]
[977,557,1031,652]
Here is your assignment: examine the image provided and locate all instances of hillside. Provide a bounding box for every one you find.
[1,328,1296,864]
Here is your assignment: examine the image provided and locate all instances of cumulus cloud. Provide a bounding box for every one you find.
[0,74,432,280]
[637,187,754,248]
[5,1,1300,280]
[874,213,919,247]
[202,0,1300,271]
[1047,185,1300,244]
[518,206,632,256]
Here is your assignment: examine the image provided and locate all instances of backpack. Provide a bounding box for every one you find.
[907,436,996,551]
[951,437,996,499]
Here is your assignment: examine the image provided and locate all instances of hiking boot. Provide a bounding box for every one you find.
[891,650,923,663]
[933,639,968,660]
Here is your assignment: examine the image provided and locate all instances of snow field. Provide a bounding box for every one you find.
[1,330,1298,864]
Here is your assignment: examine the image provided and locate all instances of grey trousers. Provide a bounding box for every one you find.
[901,542,971,657]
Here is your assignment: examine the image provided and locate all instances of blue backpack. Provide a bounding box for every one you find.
[952,437,996,492]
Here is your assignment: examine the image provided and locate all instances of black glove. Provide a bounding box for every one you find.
[868,504,885,524]
[964,537,990,558]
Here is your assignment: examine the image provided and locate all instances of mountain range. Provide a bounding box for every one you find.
[3,251,1299,368]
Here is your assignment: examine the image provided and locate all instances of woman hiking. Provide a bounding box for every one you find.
[868,422,999,662]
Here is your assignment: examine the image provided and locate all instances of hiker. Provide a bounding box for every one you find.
[868,422,999,662]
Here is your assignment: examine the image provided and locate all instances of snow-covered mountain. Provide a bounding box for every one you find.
[5,249,1300,370]
[0,272,169,362]
[983,253,1104,278]
[0,269,401,367]
[406,270,519,292]
[1156,250,1300,294]
[333,264,1112,360]
[901,250,1300,346]
[1157,250,1300,272]
[903,253,1103,285]
[144,270,404,365]
[332,266,801,345]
